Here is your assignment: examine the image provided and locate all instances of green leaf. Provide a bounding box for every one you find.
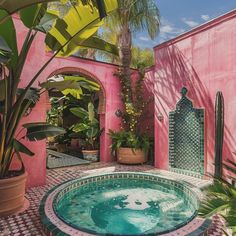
[23,122,66,141]
[13,139,34,156]
[0,10,18,68]
[62,87,83,99]
[45,0,118,57]
[0,36,12,64]
[72,123,89,133]
[88,102,95,122]
[70,107,87,119]
[40,79,82,90]
[20,3,47,28]
[86,127,98,138]
[0,0,59,20]
[17,87,40,108]
[40,76,99,99]
[80,36,118,56]
[64,76,100,91]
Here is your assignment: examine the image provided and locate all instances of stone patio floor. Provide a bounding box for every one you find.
[0,163,225,236]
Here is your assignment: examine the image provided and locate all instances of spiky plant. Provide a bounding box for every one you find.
[199,160,236,235]
[214,91,224,179]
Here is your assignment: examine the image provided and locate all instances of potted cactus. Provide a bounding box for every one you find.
[70,102,103,162]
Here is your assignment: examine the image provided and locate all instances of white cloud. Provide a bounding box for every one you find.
[182,18,199,27]
[161,25,174,33]
[201,14,210,21]
[158,18,185,42]
[139,36,150,41]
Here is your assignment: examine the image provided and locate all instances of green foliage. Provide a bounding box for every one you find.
[45,0,118,57]
[0,0,117,178]
[70,102,103,150]
[131,47,154,69]
[40,75,100,99]
[23,122,66,141]
[109,130,150,154]
[199,176,236,235]
[115,69,152,134]
[46,97,66,126]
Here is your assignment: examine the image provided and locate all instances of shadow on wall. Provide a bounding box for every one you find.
[154,44,235,177]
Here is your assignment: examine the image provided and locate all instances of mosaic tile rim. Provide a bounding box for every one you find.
[39,171,210,236]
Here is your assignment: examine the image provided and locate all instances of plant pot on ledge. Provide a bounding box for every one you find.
[117,147,147,164]
[82,150,99,162]
[0,172,27,217]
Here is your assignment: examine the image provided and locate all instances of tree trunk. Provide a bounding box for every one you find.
[118,23,132,101]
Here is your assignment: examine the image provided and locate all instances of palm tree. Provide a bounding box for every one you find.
[198,160,236,235]
[113,0,160,81]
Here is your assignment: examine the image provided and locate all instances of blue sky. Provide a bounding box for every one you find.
[133,0,236,48]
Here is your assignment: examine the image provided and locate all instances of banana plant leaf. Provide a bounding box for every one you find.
[45,0,118,57]
[20,3,47,28]
[23,122,66,141]
[0,10,18,68]
[40,79,82,90]
[0,0,59,21]
[79,36,118,56]
[0,36,12,64]
[17,87,40,108]
[13,139,35,156]
[64,76,100,91]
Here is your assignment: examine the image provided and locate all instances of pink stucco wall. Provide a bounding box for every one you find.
[14,16,123,187]
[149,10,236,178]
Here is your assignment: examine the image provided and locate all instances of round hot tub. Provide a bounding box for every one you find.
[40,172,201,235]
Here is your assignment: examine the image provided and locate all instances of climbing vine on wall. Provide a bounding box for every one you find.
[115,68,151,134]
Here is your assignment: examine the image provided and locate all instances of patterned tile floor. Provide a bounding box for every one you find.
[0,163,227,236]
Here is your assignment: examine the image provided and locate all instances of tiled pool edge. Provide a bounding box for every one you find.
[39,172,212,236]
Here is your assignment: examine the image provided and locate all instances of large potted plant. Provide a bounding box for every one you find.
[0,0,118,216]
[109,69,153,164]
[109,130,150,164]
[70,102,103,162]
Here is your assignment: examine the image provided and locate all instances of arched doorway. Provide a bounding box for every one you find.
[46,67,106,163]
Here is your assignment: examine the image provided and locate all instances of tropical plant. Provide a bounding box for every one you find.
[199,161,236,235]
[109,129,150,154]
[214,91,224,178]
[70,102,103,150]
[111,0,159,80]
[0,0,118,178]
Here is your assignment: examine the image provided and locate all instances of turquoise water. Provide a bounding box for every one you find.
[55,178,197,235]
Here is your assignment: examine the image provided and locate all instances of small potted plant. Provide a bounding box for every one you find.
[70,102,103,162]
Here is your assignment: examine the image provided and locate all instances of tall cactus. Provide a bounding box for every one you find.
[214,91,224,179]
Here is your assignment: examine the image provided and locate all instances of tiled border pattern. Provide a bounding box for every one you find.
[40,172,207,236]
[169,90,205,176]
[0,163,224,236]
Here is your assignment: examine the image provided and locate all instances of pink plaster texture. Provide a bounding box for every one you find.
[148,10,236,178]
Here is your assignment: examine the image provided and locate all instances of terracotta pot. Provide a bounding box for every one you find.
[117,147,147,164]
[0,172,27,217]
[82,150,99,162]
